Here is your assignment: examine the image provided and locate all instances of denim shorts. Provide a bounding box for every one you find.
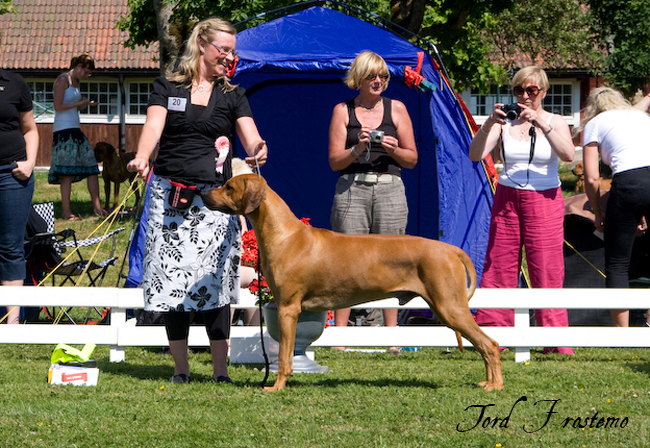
[0,164,34,281]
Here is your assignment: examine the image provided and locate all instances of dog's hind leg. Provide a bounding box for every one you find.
[434,299,503,391]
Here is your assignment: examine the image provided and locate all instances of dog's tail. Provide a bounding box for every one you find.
[454,249,478,353]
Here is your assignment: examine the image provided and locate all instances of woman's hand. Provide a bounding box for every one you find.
[468,104,505,162]
[127,157,150,179]
[381,134,399,157]
[486,103,508,126]
[356,125,372,152]
[636,216,648,237]
[245,140,268,169]
[593,210,605,233]
[12,160,35,180]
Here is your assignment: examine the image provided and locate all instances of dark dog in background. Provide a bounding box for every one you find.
[93,142,140,211]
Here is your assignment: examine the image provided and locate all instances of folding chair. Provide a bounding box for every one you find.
[24,202,125,324]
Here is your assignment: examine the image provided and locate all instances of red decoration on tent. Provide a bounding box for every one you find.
[403,52,434,92]
[225,56,239,78]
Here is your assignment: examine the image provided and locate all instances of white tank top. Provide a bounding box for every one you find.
[53,84,81,132]
[498,114,560,191]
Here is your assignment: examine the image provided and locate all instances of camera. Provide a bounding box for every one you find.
[369,129,384,143]
[500,103,521,121]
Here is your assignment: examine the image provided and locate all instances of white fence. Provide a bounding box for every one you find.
[1,286,649,363]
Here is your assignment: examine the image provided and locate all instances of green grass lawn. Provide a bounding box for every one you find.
[0,345,648,447]
[5,165,646,447]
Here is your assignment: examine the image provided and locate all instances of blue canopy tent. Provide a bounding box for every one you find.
[126,3,494,287]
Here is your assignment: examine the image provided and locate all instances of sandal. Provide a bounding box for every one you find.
[63,214,82,221]
[169,373,192,384]
[214,376,234,384]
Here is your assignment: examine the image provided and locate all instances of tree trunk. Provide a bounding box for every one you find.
[390,0,426,35]
[153,0,181,76]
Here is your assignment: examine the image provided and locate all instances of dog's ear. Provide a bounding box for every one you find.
[241,176,266,214]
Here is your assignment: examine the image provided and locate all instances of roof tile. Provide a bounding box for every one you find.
[0,0,159,71]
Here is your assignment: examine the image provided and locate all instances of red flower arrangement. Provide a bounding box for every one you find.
[241,218,334,326]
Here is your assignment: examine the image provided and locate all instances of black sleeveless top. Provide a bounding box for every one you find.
[342,97,402,176]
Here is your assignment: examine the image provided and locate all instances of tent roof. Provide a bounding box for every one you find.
[235,6,421,74]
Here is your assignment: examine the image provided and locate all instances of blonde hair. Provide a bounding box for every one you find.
[168,17,237,92]
[573,87,635,136]
[344,51,390,91]
[510,66,549,91]
[69,54,95,71]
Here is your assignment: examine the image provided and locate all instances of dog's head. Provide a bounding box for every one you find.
[93,142,117,163]
[572,161,584,178]
[202,173,266,215]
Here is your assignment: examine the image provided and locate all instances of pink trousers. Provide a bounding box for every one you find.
[474,185,573,355]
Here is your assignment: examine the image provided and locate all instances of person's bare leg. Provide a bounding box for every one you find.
[60,176,74,219]
[210,339,229,379]
[610,309,629,327]
[87,175,106,216]
[383,308,401,353]
[332,308,352,351]
[2,280,22,324]
[168,339,190,376]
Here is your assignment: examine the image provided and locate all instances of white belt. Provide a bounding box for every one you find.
[342,173,394,184]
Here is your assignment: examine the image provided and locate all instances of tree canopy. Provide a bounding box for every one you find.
[587,0,650,95]
[1,0,16,14]
[117,0,649,93]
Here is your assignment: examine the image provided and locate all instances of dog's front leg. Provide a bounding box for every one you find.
[265,303,301,391]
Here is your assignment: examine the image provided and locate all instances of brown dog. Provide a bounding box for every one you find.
[202,174,503,392]
[573,161,612,193]
[93,142,140,211]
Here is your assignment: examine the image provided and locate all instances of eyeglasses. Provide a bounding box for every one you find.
[210,42,239,58]
[365,73,389,81]
[513,85,541,97]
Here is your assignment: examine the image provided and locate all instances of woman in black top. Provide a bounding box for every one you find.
[128,17,267,384]
[0,68,39,324]
[328,51,417,352]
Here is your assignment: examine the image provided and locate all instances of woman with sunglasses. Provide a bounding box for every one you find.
[469,66,575,354]
[128,17,267,384]
[328,51,417,352]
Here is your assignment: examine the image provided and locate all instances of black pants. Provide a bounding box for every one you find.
[163,305,231,341]
[605,166,650,288]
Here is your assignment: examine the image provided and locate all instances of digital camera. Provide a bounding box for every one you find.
[500,104,522,121]
[369,129,384,143]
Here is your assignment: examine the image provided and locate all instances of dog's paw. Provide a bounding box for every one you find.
[477,380,503,391]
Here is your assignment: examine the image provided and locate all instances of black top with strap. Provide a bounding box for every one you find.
[147,76,253,185]
[342,96,402,176]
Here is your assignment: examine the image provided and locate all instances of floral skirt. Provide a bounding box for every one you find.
[141,177,241,312]
[48,128,99,184]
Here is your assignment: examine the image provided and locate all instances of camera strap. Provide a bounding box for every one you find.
[500,124,536,189]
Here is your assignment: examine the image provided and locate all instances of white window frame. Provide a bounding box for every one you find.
[460,78,581,127]
[125,79,156,124]
[78,77,120,124]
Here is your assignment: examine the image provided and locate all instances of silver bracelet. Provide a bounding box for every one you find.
[480,126,490,135]
[350,145,361,157]
[543,125,554,136]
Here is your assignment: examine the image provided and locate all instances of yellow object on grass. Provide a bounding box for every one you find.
[50,342,96,364]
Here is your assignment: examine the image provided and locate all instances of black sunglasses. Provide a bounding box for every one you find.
[513,86,541,97]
